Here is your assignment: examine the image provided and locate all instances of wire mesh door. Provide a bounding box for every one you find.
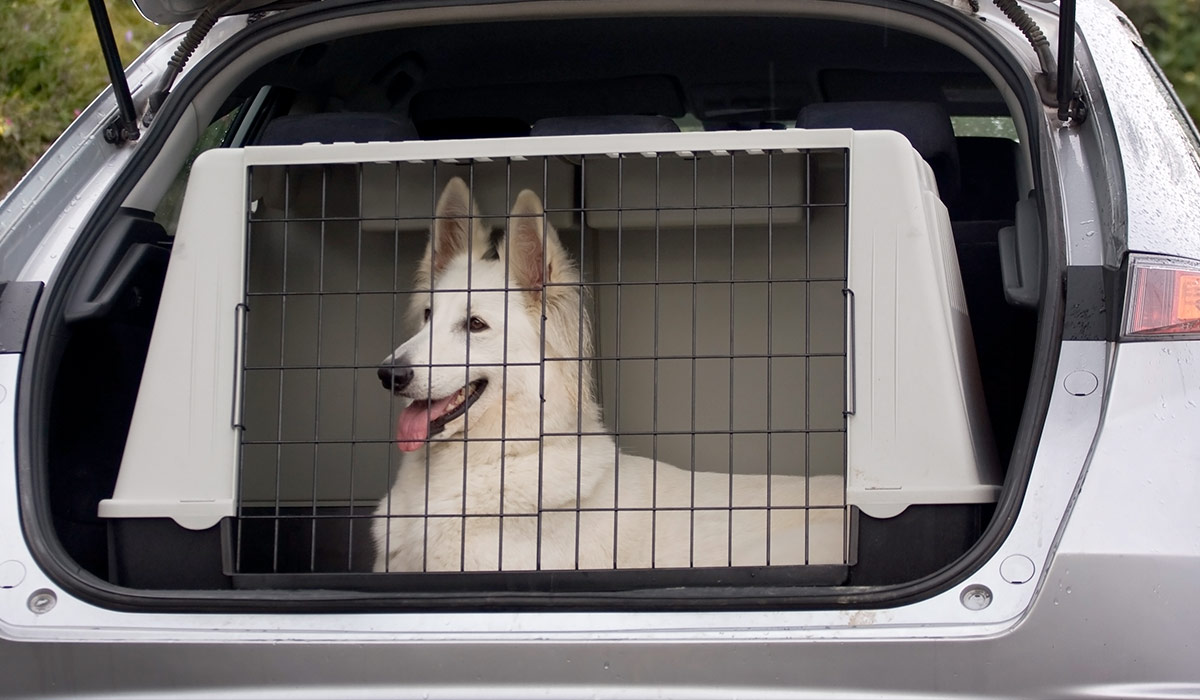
[234,143,850,583]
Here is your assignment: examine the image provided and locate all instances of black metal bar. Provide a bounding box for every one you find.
[270,166,292,574]
[241,427,847,447]
[346,163,366,572]
[462,164,476,572]
[765,150,775,566]
[244,275,849,294]
[651,153,661,567]
[574,157,586,569]
[238,504,843,520]
[536,159,549,571]
[1057,0,1078,122]
[727,153,736,567]
[234,169,255,575]
[804,151,813,565]
[243,350,845,370]
[309,165,330,573]
[86,0,140,143]
[421,161,437,573]
[500,157,513,570]
[247,202,842,226]
[689,154,699,568]
[612,154,625,569]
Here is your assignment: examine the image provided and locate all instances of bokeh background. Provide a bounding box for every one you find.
[0,0,1196,196]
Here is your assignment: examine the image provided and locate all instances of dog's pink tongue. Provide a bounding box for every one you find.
[395,396,456,452]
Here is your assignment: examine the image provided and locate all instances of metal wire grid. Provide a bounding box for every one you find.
[234,147,850,576]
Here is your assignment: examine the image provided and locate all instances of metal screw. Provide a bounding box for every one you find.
[960,584,993,611]
[27,589,57,615]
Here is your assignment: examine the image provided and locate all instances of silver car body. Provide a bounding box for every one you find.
[1,0,1198,696]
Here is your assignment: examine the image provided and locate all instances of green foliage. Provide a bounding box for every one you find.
[1115,0,1200,124]
[0,0,164,194]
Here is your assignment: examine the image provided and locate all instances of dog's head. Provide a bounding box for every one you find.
[378,177,590,452]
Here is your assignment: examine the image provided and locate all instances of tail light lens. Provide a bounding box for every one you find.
[1124,253,1200,338]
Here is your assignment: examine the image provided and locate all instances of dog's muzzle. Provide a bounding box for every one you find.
[378,364,414,394]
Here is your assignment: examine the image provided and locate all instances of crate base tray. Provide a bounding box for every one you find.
[230,565,851,593]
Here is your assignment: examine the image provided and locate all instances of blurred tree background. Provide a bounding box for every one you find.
[1117,0,1200,118]
[0,0,165,195]
[0,0,1197,196]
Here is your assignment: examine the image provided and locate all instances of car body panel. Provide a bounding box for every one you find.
[134,0,281,24]
[0,340,1107,639]
[1,554,1199,700]
[1077,0,1200,262]
[1056,340,1200,559]
[0,0,1198,696]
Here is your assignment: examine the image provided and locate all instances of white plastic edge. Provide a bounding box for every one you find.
[97,148,248,531]
[844,132,1001,519]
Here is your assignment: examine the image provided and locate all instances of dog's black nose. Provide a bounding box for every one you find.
[378,365,414,393]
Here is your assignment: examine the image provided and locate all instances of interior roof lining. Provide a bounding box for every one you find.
[124,0,1037,212]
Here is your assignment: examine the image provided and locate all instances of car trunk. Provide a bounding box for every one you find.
[40,7,1045,605]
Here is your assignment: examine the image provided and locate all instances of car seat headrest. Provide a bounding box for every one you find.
[797,101,960,203]
[257,113,419,145]
[530,115,681,136]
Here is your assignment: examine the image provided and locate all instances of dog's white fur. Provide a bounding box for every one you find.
[373,177,842,572]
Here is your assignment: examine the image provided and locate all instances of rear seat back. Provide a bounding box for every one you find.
[531,115,680,136]
[256,112,420,145]
[952,136,1018,222]
[797,101,960,205]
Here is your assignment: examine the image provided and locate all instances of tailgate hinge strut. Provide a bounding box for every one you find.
[985,0,1087,124]
[143,0,241,128]
[1056,0,1086,123]
[87,0,140,145]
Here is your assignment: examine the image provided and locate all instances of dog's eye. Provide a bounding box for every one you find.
[423,308,431,322]
[468,316,489,333]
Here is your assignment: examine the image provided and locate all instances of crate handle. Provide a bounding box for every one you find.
[232,302,249,429]
[843,288,855,416]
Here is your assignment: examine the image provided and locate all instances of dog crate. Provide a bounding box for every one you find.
[98,129,1000,591]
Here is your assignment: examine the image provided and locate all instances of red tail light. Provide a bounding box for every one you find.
[1125,254,1200,337]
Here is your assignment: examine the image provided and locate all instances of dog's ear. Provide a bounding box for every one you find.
[417,177,490,287]
[501,189,570,293]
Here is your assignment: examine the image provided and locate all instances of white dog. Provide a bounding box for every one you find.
[373,177,842,572]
